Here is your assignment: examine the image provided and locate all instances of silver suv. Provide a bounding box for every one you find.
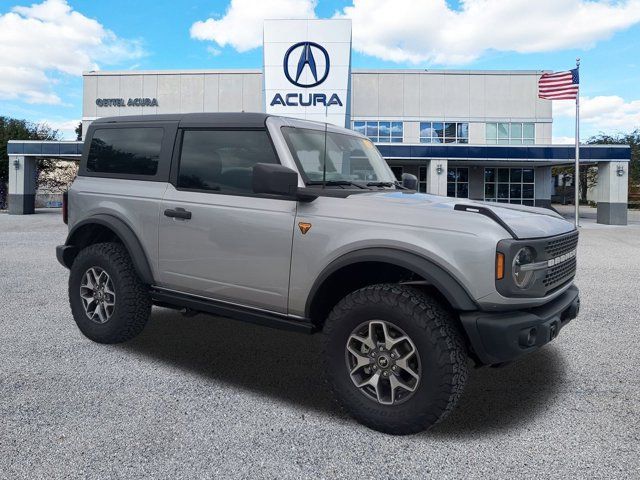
[57,113,580,434]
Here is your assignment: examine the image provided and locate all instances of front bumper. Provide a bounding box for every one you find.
[56,244,77,269]
[460,285,579,365]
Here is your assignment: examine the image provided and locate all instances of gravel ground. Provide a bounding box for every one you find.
[1,209,639,479]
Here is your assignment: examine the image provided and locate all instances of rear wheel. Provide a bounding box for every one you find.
[69,242,151,344]
[322,283,468,434]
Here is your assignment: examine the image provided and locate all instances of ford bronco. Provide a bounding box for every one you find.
[57,113,580,434]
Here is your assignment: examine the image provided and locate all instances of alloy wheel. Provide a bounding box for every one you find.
[345,320,421,405]
[79,266,116,324]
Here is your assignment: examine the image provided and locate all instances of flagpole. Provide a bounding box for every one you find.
[574,58,580,227]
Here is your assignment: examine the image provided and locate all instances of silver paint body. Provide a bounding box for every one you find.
[68,116,576,318]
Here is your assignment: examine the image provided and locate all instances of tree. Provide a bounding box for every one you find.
[552,130,639,203]
[551,164,598,204]
[75,122,82,141]
[586,130,639,188]
[0,116,61,209]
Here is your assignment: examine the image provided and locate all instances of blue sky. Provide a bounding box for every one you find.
[1,0,639,141]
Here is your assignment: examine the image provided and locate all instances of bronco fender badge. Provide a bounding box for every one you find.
[298,222,312,234]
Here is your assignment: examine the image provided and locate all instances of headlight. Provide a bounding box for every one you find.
[512,247,536,289]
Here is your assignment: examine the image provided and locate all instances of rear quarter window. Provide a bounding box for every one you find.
[87,127,164,176]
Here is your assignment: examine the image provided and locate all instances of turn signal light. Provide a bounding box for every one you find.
[496,252,505,280]
[298,222,312,234]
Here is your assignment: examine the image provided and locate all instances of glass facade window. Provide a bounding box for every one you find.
[352,121,403,143]
[420,122,468,143]
[484,167,535,205]
[446,167,469,198]
[486,122,535,145]
[418,166,427,193]
[390,166,403,181]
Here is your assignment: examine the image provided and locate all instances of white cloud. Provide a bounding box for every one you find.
[0,0,145,104]
[40,118,79,131]
[336,0,640,64]
[553,136,576,144]
[207,46,222,57]
[190,0,317,52]
[38,118,79,139]
[554,96,640,132]
[190,0,640,65]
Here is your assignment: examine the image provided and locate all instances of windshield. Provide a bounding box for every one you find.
[281,127,397,185]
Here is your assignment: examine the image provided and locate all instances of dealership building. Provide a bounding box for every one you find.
[8,19,630,224]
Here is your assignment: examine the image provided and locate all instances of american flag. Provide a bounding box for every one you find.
[538,69,579,100]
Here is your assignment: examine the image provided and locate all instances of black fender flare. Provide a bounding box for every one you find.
[61,214,154,285]
[305,247,478,317]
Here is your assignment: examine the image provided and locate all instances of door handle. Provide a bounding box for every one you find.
[164,207,192,220]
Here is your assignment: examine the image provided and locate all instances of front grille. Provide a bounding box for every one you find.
[543,257,577,290]
[545,230,579,258]
[543,231,579,292]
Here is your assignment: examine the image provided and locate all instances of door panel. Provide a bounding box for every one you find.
[158,185,296,313]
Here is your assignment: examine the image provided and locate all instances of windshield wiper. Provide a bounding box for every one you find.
[366,181,396,188]
[306,180,368,189]
[369,181,410,190]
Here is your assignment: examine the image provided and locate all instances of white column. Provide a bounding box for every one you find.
[426,159,448,196]
[8,155,37,215]
[534,166,553,208]
[596,161,628,225]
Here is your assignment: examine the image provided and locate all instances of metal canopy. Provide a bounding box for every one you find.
[7,139,630,166]
[376,143,630,165]
[7,140,83,159]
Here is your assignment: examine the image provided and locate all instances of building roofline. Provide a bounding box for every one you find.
[83,69,264,76]
[352,69,549,75]
[83,68,550,77]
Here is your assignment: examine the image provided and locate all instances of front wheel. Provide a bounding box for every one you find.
[322,284,468,435]
[69,242,151,344]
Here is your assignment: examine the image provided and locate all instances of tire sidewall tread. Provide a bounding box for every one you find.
[322,283,468,435]
[68,242,151,344]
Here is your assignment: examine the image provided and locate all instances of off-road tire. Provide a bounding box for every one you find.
[322,283,468,435]
[69,242,151,344]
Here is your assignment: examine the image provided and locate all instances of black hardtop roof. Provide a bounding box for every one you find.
[93,112,271,128]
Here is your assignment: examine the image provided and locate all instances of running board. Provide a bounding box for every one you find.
[150,287,316,334]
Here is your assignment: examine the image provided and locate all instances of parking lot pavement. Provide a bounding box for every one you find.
[1,209,639,479]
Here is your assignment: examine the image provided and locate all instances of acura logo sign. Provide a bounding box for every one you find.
[263,19,351,126]
[269,39,342,108]
[283,42,330,88]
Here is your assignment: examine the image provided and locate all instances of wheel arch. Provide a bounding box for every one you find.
[61,214,154,285]
[305,248,477,326]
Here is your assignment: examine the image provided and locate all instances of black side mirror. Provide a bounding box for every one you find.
[252,163,299,197]
[252,163,318,201]
[401,173,418,190]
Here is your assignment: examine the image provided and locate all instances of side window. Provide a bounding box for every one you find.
[177,130,278,194]
[87,128,164,175]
